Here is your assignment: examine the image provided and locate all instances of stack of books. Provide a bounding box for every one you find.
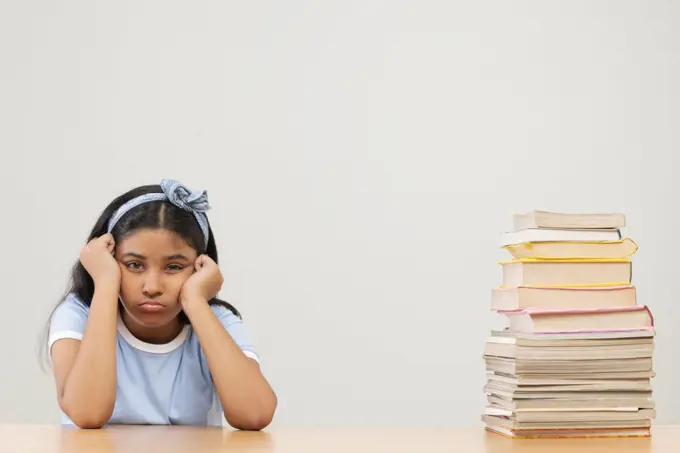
[483,211,656,438]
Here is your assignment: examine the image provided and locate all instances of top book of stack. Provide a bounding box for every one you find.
[513,211,626,230]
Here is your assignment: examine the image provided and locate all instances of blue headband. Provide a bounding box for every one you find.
[107,179,211,250]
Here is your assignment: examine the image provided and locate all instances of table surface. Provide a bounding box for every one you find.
[1,424,676,453]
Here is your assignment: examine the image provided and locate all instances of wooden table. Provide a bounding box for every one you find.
[1,424,677,452]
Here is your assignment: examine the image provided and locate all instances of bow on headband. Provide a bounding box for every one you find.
[160,179,211,213]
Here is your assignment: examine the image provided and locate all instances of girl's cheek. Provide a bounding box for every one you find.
[119,273,140,291]
[169,273,191,291]
[178,273,192,289]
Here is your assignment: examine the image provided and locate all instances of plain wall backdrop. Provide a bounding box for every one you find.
[0,0,678,427]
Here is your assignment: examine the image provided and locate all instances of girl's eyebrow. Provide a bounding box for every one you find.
[166,254,190,261]
[121,252,145,260]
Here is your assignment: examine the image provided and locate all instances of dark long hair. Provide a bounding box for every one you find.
[40,183,239,365]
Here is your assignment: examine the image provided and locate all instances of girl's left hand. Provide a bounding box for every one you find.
[180,255,224,307]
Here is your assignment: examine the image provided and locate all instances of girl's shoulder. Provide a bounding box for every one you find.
[209,302,241,324]
[48,293,90,352]
[54,293,90,317]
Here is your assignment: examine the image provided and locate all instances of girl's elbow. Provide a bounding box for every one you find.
[72,417,108,429]
[226,399,277,431]
[228,413,274,431]
[60,399,113,429]
[64,407,111,429]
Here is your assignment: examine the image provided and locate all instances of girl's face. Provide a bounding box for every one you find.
[114,228,198,330]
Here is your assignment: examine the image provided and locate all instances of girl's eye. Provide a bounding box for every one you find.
[167,264,184,272]
[126,262,143,270]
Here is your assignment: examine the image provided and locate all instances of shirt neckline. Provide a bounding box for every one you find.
[116,314,190,354]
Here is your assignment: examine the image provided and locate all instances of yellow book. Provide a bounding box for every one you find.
[499,258,631,264]
[505,238,638,260]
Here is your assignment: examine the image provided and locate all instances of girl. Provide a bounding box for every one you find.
[45,179,277,429]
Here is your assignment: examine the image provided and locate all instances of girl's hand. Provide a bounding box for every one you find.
[80,233,121,287]
[180,255,224,307]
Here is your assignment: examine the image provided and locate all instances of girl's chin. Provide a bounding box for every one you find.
[120,304,181,328]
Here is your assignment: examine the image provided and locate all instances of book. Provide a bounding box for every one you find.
[484,381,653,395]
[484,356,653,375]
[486,390,653,400]
[490,328,654,341]
[487,333,653,350]
[484,341,653,361]
[487,394,655,411]
[499,306,654,334]
[484,407,656,423]
[500,258,632,287]
[491,285,637,311]
[504,238,638,260]
[500,228,621,247]
[484,408,656,429]
[513,211,626,230]
[486,370,656,383]
[485,424,650,439]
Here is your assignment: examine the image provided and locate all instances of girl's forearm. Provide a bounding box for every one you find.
[183,299,277,430]
[60,283,119,428]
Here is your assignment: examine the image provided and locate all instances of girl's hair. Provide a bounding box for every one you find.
[39,183,239,365]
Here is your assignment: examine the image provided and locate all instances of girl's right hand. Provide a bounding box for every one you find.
[80,233,121,287]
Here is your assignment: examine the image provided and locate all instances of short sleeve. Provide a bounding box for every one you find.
[48,294,89,356]
[211,305,259,364]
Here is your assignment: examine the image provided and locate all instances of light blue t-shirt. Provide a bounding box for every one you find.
[48,294,259,426]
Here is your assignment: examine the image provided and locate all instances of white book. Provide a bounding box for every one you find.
[513,211,626,230]
[500,228,621,247]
